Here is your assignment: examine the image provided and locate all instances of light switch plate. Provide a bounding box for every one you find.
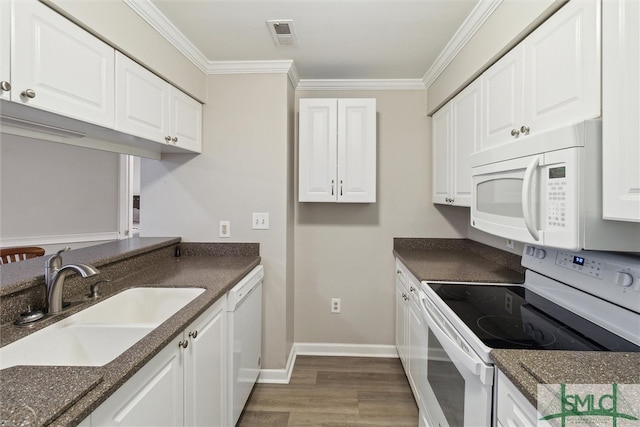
[252,213,269,230]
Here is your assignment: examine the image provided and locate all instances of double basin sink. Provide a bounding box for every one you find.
[0,287,204,369]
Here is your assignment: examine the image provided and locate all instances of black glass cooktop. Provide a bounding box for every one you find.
[427,283,640,352]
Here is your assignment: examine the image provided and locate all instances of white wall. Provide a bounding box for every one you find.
[0,134,120,252]
[294,90,468,346]
[140,73,295,370]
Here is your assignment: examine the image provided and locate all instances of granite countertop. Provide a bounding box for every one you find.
[0,239,260,426]
[393,238,525,283]
[491,350,640,407]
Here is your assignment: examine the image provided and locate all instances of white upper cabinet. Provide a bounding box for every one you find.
[602,0,640,222]
[433,80,479,207]
[12,0,115,128]
[299,98,376,203]
[480,0,600,151]
[0,1,10,101]
[115,53,202,154]
[481,48,524,150]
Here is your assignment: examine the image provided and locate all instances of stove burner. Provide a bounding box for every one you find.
[440,285,496,302]
[477,315,557,347]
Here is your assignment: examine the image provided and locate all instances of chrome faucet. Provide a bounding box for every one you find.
[45,247,99,315]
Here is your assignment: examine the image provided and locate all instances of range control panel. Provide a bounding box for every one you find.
[522,245,640,314]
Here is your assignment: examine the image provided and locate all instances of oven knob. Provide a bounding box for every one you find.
[534,248,546,259]
[526,246,535,256]
[615,271,634,288]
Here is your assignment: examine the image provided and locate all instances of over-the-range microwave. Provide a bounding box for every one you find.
[470,120,640,252]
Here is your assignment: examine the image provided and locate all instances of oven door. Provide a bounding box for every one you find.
[419,290,494,427]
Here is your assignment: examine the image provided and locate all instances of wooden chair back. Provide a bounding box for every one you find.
[0,246,46,265]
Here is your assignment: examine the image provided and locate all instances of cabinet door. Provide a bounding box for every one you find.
[450,81,480,207]
[603,0,640,222]
[169,88,202,153]
[524,0,600,133]
[91,336,184,426]
[0,1,10,101]
[395,279,408,365]
[299,98,338,202]
[481,47,524,150]
[12,0,115,128]
[337,98,376,203]
[432,103,451,205]
[184,298,226,427]
[115,52,170,144]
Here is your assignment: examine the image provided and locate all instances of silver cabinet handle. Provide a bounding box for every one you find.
[188,330,198,339]
[409,286,415,292]
[21,89,36,99]
[396,269,401,275]
[340,180,343,196]
[0,81,11,91]
[510,129,520,137]
[178,340,189,349]
[165,136,172,143]
[171,136,178,143]
[331,179,334,196]
[520,125,530,134]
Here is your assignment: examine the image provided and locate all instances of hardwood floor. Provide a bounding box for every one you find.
[237,356,419,426]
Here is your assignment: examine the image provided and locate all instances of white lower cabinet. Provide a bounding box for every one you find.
[496,370,551,427]
[90,297,226,426]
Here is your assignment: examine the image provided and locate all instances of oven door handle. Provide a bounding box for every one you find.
[420,292,493,386]
[522,155,541,241]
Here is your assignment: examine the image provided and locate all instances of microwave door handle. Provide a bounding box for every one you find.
[522,156,541,241]
[420,293,493,386]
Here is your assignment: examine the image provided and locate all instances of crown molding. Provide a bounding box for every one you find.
[126,0,500,91]
[123,0,210,73]
[422,0,503,89]
[297,79,426,91]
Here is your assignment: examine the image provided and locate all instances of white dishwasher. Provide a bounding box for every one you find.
[226,265,263,426]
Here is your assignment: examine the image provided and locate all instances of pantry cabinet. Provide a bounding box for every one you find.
[299,98,376,203]
[602,0,640,222]
[480,0,600,151]
[91,298,226,426]
[432,80,479,207]
[11,0,115,128]
[115,53,202,154]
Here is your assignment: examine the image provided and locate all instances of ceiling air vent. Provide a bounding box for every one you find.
[267,19,298,46]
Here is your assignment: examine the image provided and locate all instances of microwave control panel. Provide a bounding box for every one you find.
[546,166,567,229]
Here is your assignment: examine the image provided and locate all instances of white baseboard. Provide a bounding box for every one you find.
[257,344,297,384]
[295,342,399,358]
[257,342,398,384]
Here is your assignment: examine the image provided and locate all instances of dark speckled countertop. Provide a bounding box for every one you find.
[491,350,640,407]
[393,238,525,283]
[0,238,260,426]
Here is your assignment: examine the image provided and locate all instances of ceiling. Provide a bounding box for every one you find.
[139,0,482,83]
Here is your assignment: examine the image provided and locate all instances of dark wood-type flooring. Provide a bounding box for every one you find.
[237,355,419,426]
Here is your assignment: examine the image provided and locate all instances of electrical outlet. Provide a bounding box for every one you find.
[219,221,230,238]
[506,239,514,249]
[252,212,269,230]
[331,298,341,314]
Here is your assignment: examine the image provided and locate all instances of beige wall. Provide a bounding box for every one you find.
[294,90,469,346]
[44,0,206,102]
[427,0,566,114]
[140,73,294,369]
